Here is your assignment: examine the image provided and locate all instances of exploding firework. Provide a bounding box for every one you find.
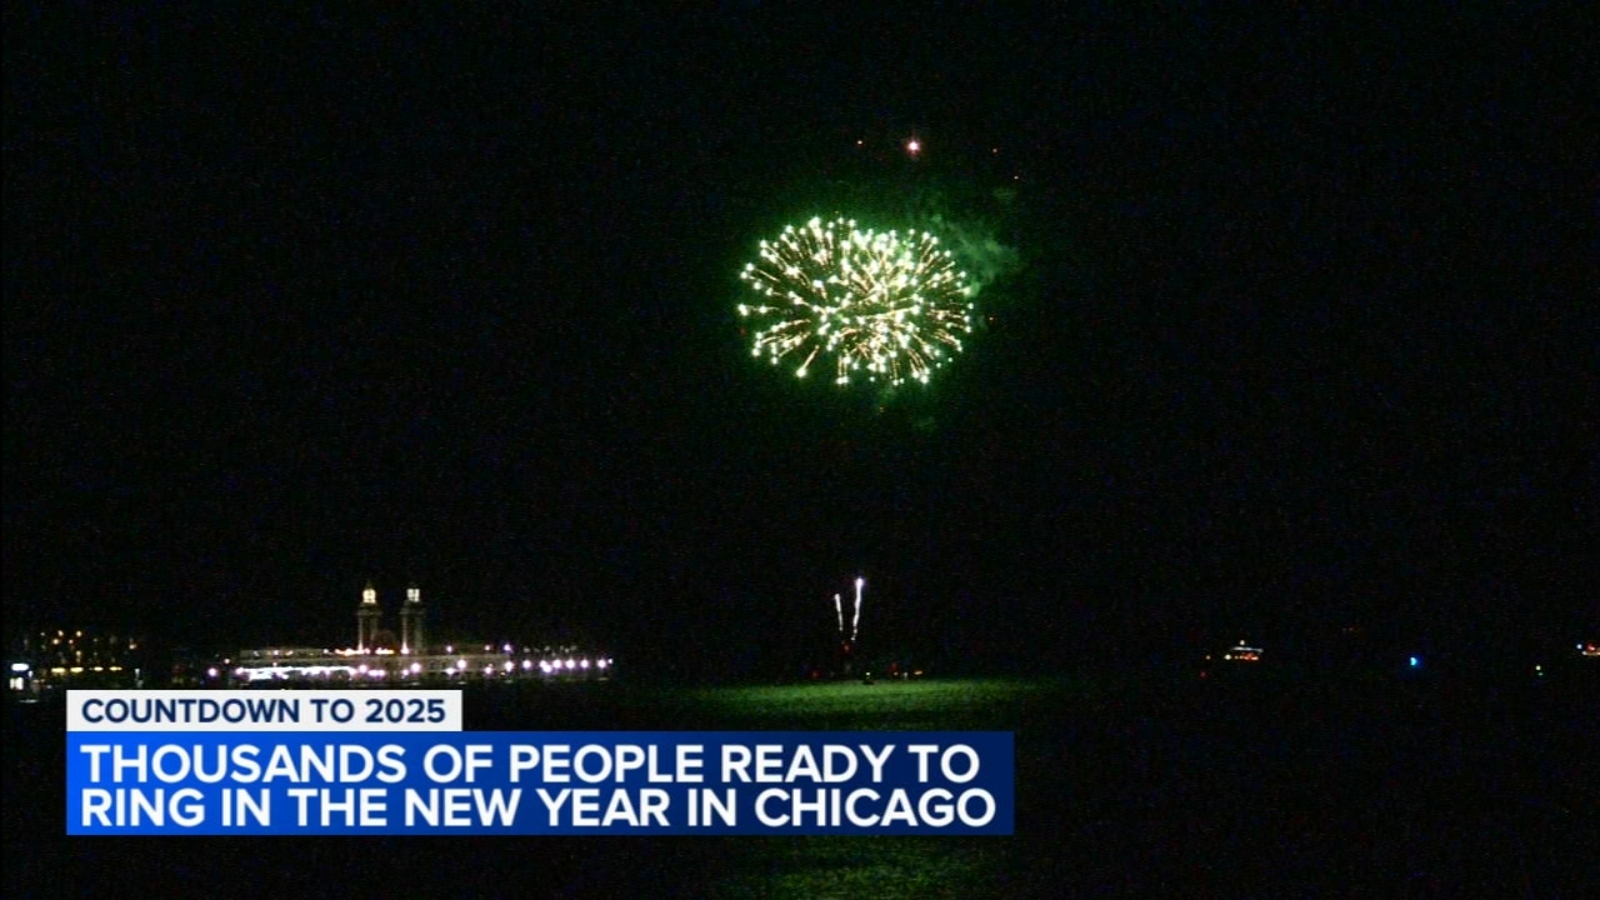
[738,217,976,387]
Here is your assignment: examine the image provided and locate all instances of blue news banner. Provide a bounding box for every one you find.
[66,693,1012,836]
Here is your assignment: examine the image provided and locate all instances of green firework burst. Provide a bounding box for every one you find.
[738,217,976,387]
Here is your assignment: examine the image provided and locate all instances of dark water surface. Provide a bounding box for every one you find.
[6,674,1593,897]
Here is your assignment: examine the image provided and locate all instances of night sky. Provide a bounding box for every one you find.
[5,5,1592,674]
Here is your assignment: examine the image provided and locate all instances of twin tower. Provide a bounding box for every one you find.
[356,584,426,654]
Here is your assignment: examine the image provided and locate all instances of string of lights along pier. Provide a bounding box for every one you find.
[225,585,612,686]
[738,217,976,387]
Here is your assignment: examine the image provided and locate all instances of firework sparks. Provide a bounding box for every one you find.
[852,576,864,642]
[738,217,975,387]
[828,577,867,643]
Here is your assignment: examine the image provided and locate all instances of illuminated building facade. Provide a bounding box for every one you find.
[8,629,146,699]
[356,584,382,652]
[223,585,611,686]
[400,585,425,654]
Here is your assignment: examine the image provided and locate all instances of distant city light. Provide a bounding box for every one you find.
[1223,642,1263,662]
[9,663,28,673]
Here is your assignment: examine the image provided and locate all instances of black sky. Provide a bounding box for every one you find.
[4,5,1593,673]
